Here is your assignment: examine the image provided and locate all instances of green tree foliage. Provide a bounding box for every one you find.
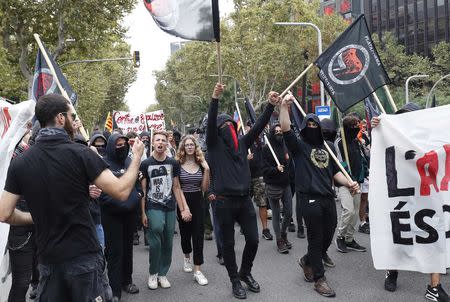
[0,0,136,129]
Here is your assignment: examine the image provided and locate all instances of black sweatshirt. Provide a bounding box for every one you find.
[206,98,275,196]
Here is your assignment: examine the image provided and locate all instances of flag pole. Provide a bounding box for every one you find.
[235,102,255,156]
[338,110,352,174]
[143,112,149,132]
[216,42,222,83]
[363,76,387,114]
[280,63,314,98]
[383,85,398,112]
[290,95,354,183]
[150,128,153,154]
[33,33,89,140]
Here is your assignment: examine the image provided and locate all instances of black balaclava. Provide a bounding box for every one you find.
[115,145,129,161]
[217,114,239,154]
[321,118,337,142]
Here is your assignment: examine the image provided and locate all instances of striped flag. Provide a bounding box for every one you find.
[233,110,242,134]
[104,112,113,132]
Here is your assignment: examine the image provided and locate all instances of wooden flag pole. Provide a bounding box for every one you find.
[216,42,222,84]
[234,102,251,155]
[143,112,149,132]
[264,135,281,167]
[338,110,352,174]
[33,34,89,140]
[280,63,314,98]
[363,75,387,114]
[383,85,398,112]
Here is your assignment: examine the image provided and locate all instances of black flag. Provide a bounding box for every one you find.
[315,15,390,112]
[144,0,220,42]
[244,97,257,125]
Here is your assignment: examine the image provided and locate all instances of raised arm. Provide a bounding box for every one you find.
[206,83,225,148]
[280,94,301,155]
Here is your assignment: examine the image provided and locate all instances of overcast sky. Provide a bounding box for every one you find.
[123,0,234,113]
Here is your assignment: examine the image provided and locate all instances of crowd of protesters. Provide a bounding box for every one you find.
[0,86,448,302]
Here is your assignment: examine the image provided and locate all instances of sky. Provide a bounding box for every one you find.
[123,0,234,114]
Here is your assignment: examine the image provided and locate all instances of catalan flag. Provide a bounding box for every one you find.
[233,111,242,135]
[104,112,113,132]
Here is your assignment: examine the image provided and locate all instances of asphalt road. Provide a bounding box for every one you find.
[121,202,447,302]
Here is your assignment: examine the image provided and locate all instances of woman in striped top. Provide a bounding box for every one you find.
[176,135,210,285]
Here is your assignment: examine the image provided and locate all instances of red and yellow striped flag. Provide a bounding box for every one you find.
[104,112,113,132]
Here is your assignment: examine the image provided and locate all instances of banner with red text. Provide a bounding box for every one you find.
[370,105,450,273]
[113,110,165,134]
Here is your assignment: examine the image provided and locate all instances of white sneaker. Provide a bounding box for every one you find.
[158,276,171,288]
[183,257,193,273]
[267,209,272,219]
[194,271,208,286]
[147,274,158,290]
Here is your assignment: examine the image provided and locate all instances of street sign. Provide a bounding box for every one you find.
[315,105,331,120]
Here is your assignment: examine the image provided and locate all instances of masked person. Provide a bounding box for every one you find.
[262,123,292,254]
[372,103,449,302]
[140,131,151,161]
[206,83,279,299]
[334,114,369,253]
[90,133,108,157]
[279,94,359,298]
[0,94,144,301]
[99,133,143,300]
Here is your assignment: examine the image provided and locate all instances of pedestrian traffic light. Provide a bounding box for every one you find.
[133,51,140,68]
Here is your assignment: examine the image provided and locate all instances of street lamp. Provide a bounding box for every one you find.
[405,75,429,104]
[426,74,450,108]
[274,22,324,106]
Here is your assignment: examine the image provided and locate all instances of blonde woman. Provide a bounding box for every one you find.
[176,135,210,285]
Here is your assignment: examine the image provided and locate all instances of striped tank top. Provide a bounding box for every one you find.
[179,166,203,192]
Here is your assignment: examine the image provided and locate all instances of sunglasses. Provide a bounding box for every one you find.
[61,112,77,120]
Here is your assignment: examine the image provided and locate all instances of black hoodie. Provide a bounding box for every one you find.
[283,114,339,197]
[99,133,142,213]
[262,124,291,187]
[206,98,275,196]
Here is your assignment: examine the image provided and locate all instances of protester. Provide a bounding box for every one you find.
[261,123,292,254]
[166,130,176,157]
[140,130,192,290]
[176,135,210,286]
[0,94,144,301]
[371,103,449,302]
[357,119,371,235]
[90,132,108,157]
[334,114,368,253]
[139,131,152,161]
[100,133,142,300]
[245,122,273,241]
[279,93,359,298]
[206,83,279,299]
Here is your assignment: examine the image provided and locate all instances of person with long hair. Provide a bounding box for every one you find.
[176,135,210,286]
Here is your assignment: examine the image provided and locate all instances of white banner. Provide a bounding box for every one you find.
[113,110,165,134]
[370,105,450,273]
[0,98,35,301]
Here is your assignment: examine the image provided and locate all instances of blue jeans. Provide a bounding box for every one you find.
[95,224,105,248]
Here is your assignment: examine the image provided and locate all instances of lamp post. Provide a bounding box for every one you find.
[426,74,450,108]
[405,75,429,104]
[274,22,324,106]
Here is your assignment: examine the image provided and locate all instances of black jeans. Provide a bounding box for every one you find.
[8,227,38,302]
[177,191,205,265]
[36,252,108,302]
[299,193,337,281]
[215,196,259,283]
[102,210,136,298]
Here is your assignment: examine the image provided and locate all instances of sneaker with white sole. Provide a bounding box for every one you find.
[183,257,193,272]
[194,271,208,286]
[425,284,450,302]
[147,274,158,290]
[158,276,171,288]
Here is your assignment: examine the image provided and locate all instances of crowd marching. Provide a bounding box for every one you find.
[0,84,448,302]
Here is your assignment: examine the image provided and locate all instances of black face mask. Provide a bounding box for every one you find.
[219,123,238,152]
[274,133,284,144]
[302,127,323,145]
[322,130,337,142]
[143,140,150,147]
[95,146,106,156]
[115,146,129,161]
[346,127,360,140]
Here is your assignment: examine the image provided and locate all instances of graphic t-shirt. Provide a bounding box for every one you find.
[140,156,180,211]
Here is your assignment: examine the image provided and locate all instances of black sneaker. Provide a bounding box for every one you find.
[232,281,247,299]
[336,237,348,253]
[384,270,398,292]
[425,284,450,302]
[288,222,296,232]
[297,227,305,238]
[345,240,366,252]
[281,232,292,249]
[358,222,370,234]
[262,228,273,240]
[277,239,289,254]
[217,255,225,265]
[322,253,335,268]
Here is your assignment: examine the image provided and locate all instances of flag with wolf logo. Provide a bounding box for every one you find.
[315,15,390,112]
[143,0,220,42]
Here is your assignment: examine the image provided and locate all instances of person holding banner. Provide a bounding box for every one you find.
[279,94,359,298]
[371,103,450,302]
[206,83,279,299]
[0,94,145,301]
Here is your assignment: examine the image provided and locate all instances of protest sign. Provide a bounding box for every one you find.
[370,105,450,273]
[113,110,165,134]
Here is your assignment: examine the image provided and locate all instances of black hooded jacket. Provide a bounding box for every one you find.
[99,133,142,213]
[262,124,291,187]
[206,98,275,196]
[283,114,339,197]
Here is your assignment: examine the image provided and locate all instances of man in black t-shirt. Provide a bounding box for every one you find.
[279,94,358,299]
[0,94,144,302]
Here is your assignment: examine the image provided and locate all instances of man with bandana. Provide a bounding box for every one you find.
[279,93,359,298]
[206,83,279,299]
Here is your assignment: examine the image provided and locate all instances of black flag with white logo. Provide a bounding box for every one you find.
[144,0,220,42]
[315,15,390,112]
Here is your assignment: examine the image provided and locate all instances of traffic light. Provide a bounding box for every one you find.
[133,51,140,67]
